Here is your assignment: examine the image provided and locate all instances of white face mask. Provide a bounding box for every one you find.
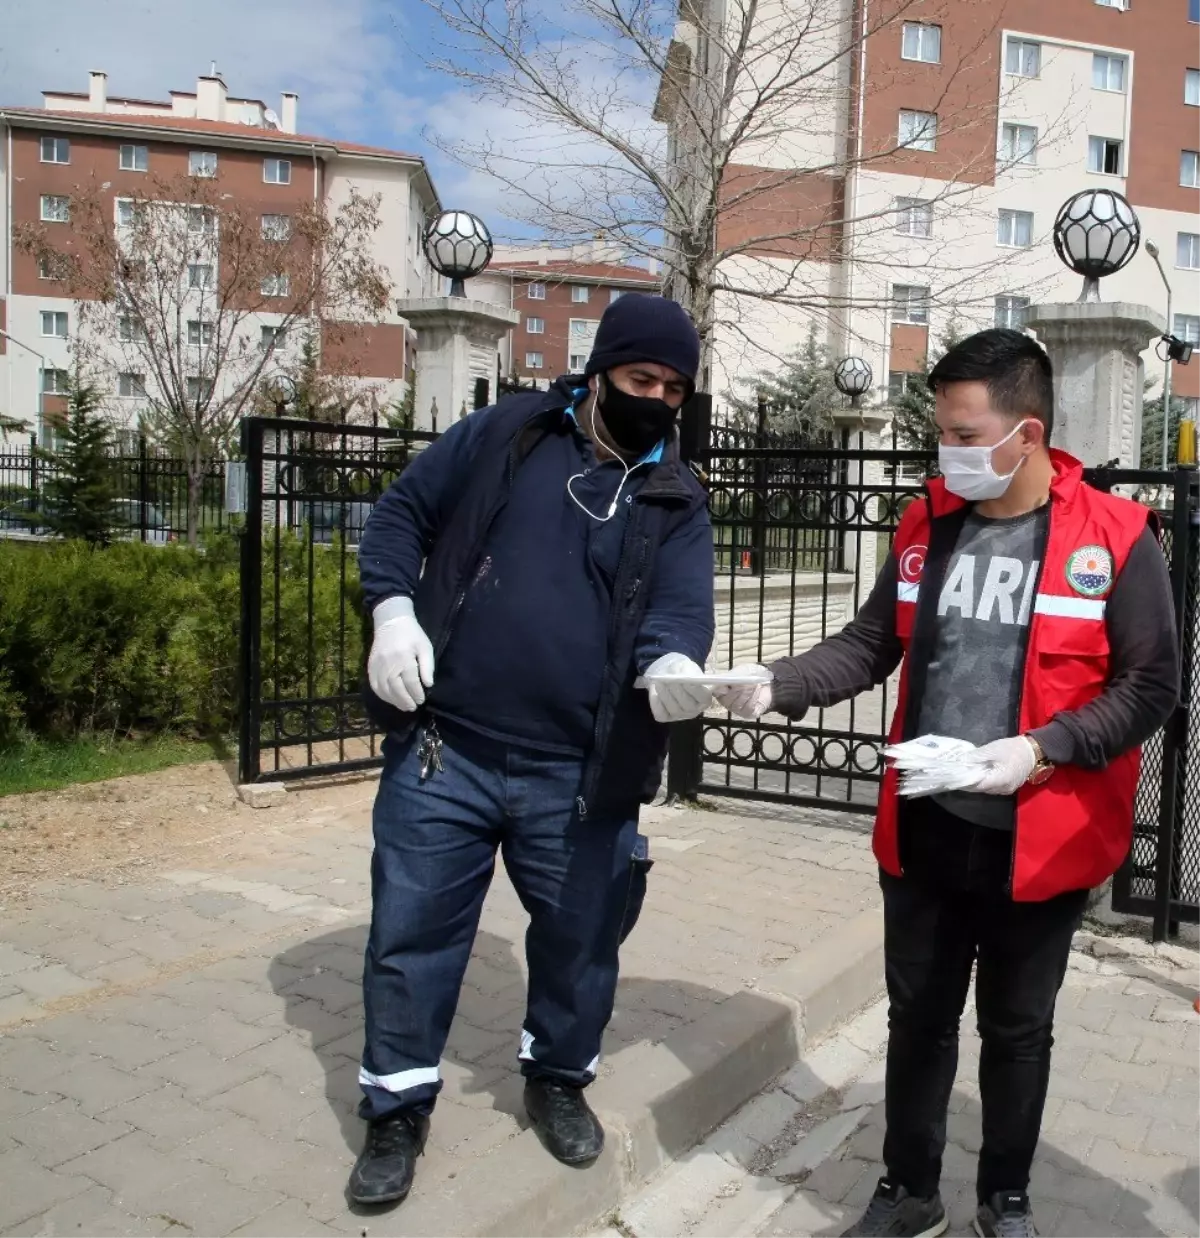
[938,421,1031,502]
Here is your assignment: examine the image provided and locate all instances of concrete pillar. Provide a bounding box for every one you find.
[831,407,893,595]
[396,298,520,432]
[1025,302,1165,468]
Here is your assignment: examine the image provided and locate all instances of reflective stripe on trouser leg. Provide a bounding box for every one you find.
[520,1027,599,1078]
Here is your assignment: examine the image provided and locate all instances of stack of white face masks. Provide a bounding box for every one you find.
[884,735,990,798]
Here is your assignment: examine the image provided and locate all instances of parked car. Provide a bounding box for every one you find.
[111,500,174,544]
[302,500,373,546]
[0,497,174,543]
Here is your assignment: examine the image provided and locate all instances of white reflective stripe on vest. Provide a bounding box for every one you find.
[359,1065,440,1093]
[897,582,919,604]
[1033,594,1107,621]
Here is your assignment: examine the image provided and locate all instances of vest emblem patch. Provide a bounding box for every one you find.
[1065,544,1114,597]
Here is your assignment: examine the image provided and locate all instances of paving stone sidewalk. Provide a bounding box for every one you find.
[0,786,879,1237]
[611,933,1200,1238]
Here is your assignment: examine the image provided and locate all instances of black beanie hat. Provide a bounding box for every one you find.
[584,293,700,390]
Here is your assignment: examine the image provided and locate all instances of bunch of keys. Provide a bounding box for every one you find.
[417,724,443,782]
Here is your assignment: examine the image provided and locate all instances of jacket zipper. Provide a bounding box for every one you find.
[1007,508,1051,895]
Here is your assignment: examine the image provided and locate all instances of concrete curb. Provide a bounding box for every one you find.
[393,909,885,1237]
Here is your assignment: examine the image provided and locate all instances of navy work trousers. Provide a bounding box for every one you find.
[359,720,641,1121]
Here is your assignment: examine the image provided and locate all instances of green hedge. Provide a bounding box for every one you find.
[0,533,364,746]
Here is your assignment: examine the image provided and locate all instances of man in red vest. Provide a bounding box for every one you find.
[717,329,1178,1238]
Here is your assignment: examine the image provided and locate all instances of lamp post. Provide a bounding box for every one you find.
[422,211,495,298]
[1051,188,1141,304]
[1145,240,1174,469]
[834,356,873,409]
[0,328,48,441]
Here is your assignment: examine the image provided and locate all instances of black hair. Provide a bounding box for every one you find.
[927,328,1054,440]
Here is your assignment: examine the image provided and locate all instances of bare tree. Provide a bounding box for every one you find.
[18,175,392,542]
[421,0,1073,378]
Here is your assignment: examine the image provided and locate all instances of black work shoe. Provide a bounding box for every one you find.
[523,1078,604,1164]
[975,1190,1037,1237]
[347,1110,430,1206]
[842,1178,948,1237]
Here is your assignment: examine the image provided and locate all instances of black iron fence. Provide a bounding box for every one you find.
[237,416,437,785]
[0,435,228,543]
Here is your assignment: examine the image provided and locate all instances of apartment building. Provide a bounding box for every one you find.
[0,70,441,440]
[471,243,660,387]
[662,0,1200,426]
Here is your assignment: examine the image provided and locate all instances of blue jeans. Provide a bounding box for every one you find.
[359,720,641,1121]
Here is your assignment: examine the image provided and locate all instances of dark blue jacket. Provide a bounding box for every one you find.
[358,377,714,814]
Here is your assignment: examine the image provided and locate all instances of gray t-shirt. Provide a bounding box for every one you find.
[916,506,1050,829]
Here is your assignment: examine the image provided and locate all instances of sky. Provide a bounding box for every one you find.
[0,0,542,236]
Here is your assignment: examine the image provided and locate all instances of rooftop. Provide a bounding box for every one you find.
[490,259,659,284]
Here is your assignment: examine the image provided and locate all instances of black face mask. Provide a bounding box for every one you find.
[597,373,680,456]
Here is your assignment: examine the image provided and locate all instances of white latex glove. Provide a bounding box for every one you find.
[643,653,712,723]
[713,664,774,719]
[969,736,1038,796]
[367,597,435,712]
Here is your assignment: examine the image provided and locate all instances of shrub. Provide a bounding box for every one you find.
[0,531,364,747]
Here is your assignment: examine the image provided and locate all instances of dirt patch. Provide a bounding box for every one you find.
[0,760,379,904]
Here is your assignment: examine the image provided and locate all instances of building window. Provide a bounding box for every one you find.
[40,136,70,164]
[41,368,69,395]
[40,195,70,223]
[887,372,923,402]
[188,263,214,289]
[1192,0,1200,21]
[116,199,144,228]
[1088,136,1123,176]
[263,158,292,185]
[261,273,290,297]
[119,144,149,172]
[261,214,291,241]
[38,254,66,280]
[1187,69,1200,106]
[901,22,941,63]
[569,352,588,371]
[1092,54,1127,92]
[1005,39,1041,78]
[40,311,68,339]
[261,326,286,350]
[187,320,214,347]
[187,206,216,234]
[118,315,146,343]
[527,282,546,300]
[1182,151,1200,188]
[895,197,933,237]
[610,289,624,303]
[1178,233,1200,269]
[526,316,545,334]
[995,295,1031,329]
[118,372,147,398]
[997,209,1034,248]
[892,284,930,325]
[1175,314,1200,345]
[1000,124,1038,167]
[189,151,217,178]
[1095,0,1128,8]
[525,351,544,369]
[898,110,938,151]
[186,377,214,403]
[570,286,590,303]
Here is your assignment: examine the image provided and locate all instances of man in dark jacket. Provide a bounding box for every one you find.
[349,294,715,1207]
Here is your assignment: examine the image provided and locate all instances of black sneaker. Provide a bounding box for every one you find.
[842,1178,948,1237]
[347,1110,429,1206]
[524,1078,604,1164]
[975,1190,1037,1237]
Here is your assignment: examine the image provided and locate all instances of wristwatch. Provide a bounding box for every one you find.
[1024,734,1055,786]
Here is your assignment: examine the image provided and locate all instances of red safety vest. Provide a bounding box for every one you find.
[879,449,1151,902]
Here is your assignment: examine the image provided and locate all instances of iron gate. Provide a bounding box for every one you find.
[235,409,1199,937]
[237,416,436,786]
